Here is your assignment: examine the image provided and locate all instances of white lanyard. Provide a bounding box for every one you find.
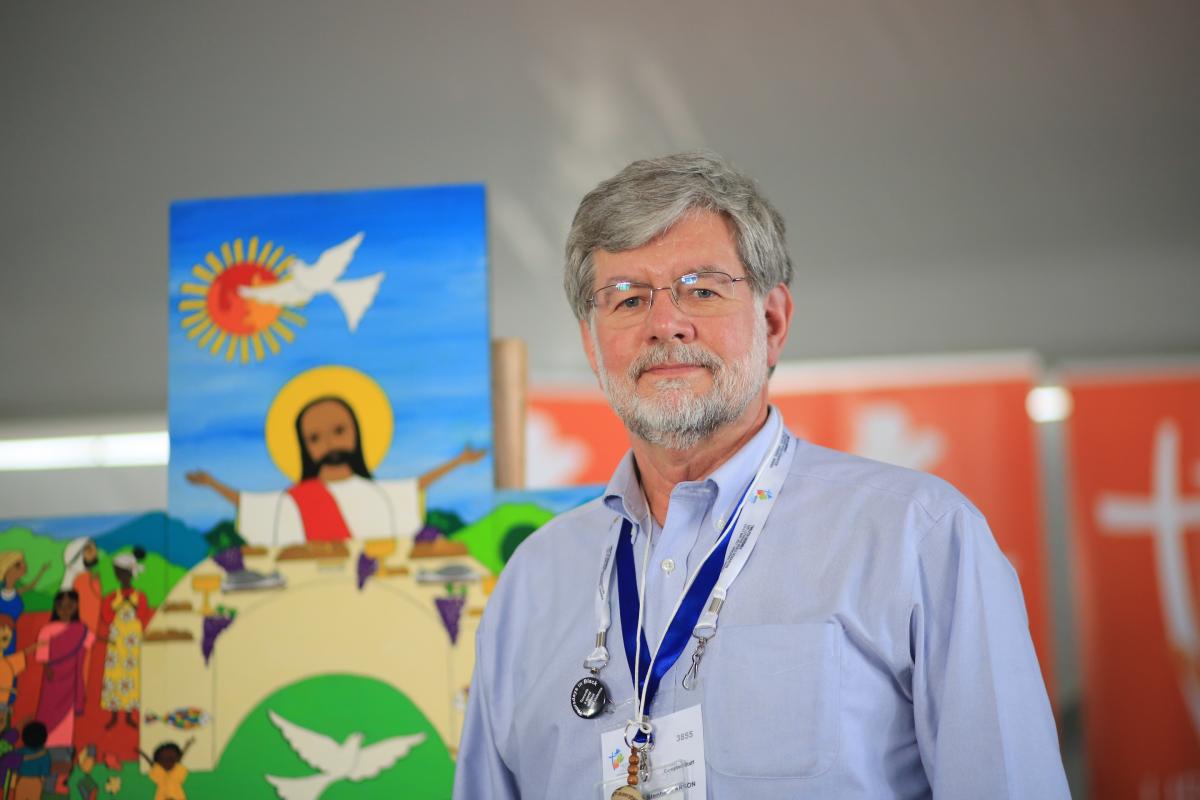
[584,419,795,675]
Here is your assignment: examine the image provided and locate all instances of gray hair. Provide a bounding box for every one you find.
[564,150,793,321]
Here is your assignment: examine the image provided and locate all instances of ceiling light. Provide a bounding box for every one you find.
[1025,386,1073,424]
[0,432,169,471]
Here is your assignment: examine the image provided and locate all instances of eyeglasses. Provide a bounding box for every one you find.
[589,271,747,328]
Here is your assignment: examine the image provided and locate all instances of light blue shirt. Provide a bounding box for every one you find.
[455,409,1069,799]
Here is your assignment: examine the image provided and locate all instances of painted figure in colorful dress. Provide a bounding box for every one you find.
[34,590,93,770]
[0,551,49,655]
[60,538,103,637]
[99,550,152,730]
[187,396,484,546]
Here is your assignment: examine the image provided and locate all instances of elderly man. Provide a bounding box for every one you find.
[456,152,1068,798]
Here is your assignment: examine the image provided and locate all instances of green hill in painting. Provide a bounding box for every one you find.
[0,527,62,608]
[448,502,555,575]
[111,673,455,799]
[0,526,187,611]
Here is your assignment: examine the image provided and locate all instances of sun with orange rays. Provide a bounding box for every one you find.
[177,237,307,363]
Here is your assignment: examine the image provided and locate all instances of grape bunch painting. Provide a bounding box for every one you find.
[434,584,468,645]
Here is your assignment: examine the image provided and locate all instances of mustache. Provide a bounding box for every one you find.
[316,449,356,467]
[629,343,723,380]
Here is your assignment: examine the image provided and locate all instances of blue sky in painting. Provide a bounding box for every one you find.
[167,185,493,530]
[0,512,142,541]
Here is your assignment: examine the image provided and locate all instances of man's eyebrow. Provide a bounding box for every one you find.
[594,275,648,288]
[598,266,728,285]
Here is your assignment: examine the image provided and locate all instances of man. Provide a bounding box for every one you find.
[61,538,102,637]
[455,152,1069,798]
[187,395,484,546]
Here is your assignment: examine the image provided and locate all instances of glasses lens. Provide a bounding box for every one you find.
[594,281,653,321]
[674,272,737,315]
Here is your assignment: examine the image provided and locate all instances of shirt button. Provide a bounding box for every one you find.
[661,558,676,574]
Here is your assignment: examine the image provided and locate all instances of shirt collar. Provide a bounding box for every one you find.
[602,451,647,528]
[602,406,784,539]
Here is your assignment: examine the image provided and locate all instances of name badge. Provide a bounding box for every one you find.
[598,705,706,799]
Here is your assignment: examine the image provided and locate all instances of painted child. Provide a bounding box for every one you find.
[12,721,50,800]
[0,614,35,728]
[139,738,194,800]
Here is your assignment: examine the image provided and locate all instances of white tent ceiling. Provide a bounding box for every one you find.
[1,0,1197,420]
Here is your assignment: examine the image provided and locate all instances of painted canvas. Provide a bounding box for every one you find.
[0,184,608,798]
[160,185,493,798]
[0,487,600,799]
[0,511,176,797]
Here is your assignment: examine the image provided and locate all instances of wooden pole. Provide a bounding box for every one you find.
[491,338,527,489]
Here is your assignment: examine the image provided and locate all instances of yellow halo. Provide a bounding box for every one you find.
[264,365,394,483]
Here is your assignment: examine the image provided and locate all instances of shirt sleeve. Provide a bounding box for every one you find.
[380,478,424,538]
[910,504,1070,798]
[238,490,305,547]
[453,629,519,799]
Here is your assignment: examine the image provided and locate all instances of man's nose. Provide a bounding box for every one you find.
[645,286,695,343]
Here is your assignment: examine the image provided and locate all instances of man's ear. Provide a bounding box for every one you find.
[579,318,601,378]
[763,284,794,368]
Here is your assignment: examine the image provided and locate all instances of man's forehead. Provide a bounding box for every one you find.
[591,214,743,286]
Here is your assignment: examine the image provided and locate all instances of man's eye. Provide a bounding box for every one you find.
[308,434,320,443]
[615,296,644,311]
[334,425,345,435]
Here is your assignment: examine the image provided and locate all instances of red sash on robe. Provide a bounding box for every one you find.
[287,479,353,541]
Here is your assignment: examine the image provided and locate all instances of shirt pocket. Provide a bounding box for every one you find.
[703,621,841,780]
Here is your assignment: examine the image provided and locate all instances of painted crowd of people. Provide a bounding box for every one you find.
[0,540,157,798]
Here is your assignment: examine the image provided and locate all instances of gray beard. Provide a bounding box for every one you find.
[593,319,769,451]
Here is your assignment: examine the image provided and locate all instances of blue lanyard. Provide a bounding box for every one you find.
[614,514,737,729]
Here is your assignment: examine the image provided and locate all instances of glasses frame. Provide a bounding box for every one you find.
[588,270,748,322]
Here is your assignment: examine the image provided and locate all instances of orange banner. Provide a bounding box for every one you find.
[1065,366,1200,799]
[528,354,1056,696]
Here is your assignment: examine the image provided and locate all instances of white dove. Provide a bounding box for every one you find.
[264,709,426,800]
[239,232,385,332]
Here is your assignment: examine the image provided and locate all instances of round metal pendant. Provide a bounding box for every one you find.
[611,786,644,800]
[569,675,609,719]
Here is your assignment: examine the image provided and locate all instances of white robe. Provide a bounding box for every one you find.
[237,475,423,547]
